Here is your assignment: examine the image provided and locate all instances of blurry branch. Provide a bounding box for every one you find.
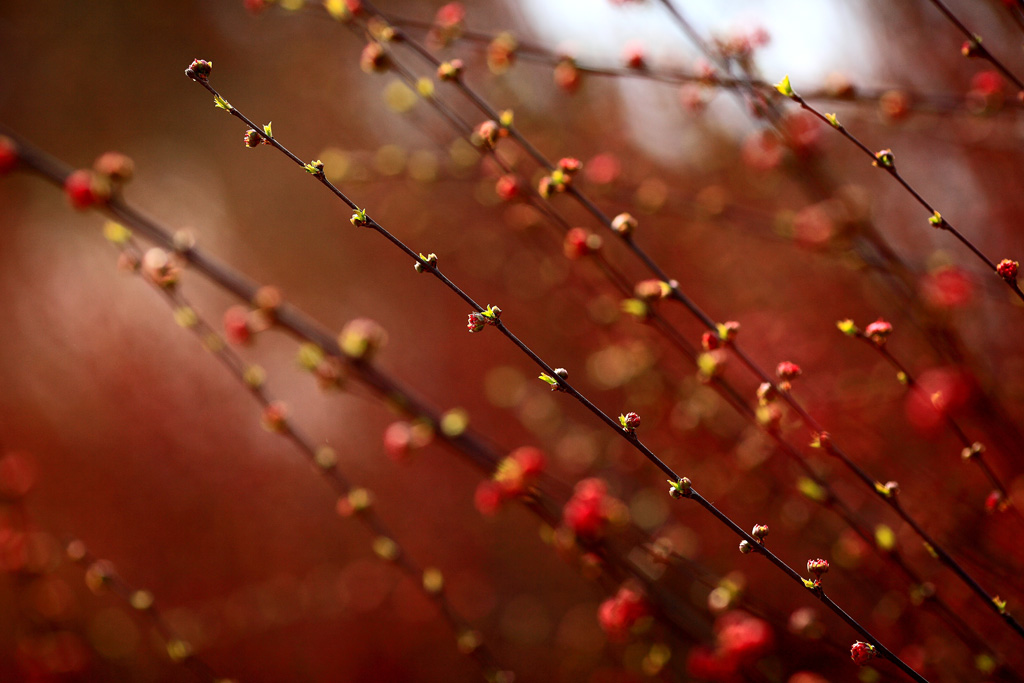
[775,78,1024,304]
[179,62,932,682]
[924,0,1024,91]
[383,15,1024,117]
[355,17,1013,670]
[1,125,791,678]
[340,0,1024,648]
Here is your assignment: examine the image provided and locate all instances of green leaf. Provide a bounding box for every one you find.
[213,95,232,111]
[836,319,858,336]
[774,75,794,97]
[621,298,648,319]
[825,112,840,128]
[539,372,558,386]
[262,121,273,138]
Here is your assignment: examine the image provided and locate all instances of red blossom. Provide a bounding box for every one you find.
[495,174,522,202]
[383,422,413,461]
[922,265,974,308]
[223,305,252,345]
[864,318,893,345]
[563,477,611,538]
[554,58,581,93]
[598,585,649,641]
[716,611,773,662]
[474,480,504,516]
[64,169,109,210]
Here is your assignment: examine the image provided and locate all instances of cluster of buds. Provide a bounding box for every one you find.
[467,305,501,333]
[185,58,212,81]
[243,122,273,148]
[996,258,1019,283]
[598,583,650,642]
[64,151,134,210]
[618,411,641,434]
[740,525,768,554]
[413,252,438,273]
[538,157,582,198]
[475,446,547,515]
[702,321,740,350]
[667,477,691,499]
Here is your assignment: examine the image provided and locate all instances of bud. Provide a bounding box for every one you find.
[850,641,876,666]
[141,248,181,288]
[93,152,134,184]
[873,149,894,168]
[339,318,388,360]
[437,59,464,81]
[996,258,1019,283]
[187,59,212,81]
[776,361,802,380]
[360,42,390,73]
[611,212,637,236]
[864,318,893,345]
[619,412,641,433]
[807,558,829,580]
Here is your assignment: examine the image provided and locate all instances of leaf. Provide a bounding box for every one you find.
[774,75,794,97]
[213,95,232,111]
